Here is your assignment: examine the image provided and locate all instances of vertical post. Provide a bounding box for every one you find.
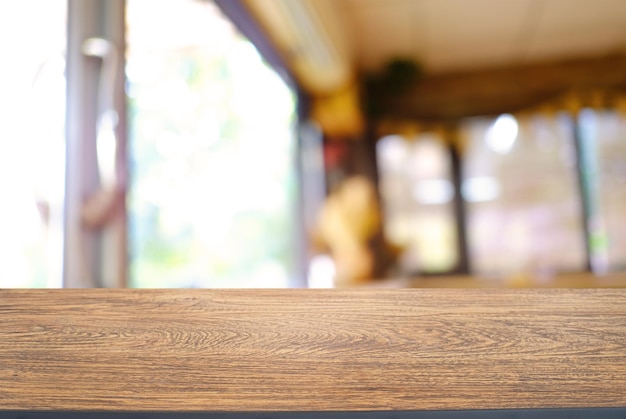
[101,0,127,288]
[448,127,471,275]
[573,110,607,274]
[64,0,100,287]
[64,0,127,287]
[296,116,327,287]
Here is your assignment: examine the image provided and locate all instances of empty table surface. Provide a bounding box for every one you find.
[1,289,625,411]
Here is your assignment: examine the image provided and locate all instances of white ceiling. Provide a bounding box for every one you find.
[339,0,626,74]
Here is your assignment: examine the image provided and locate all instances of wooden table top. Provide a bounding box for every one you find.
[1,289,625,411]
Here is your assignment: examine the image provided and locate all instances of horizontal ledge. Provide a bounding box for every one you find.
[1,289,625,411]
[2,409,626,418]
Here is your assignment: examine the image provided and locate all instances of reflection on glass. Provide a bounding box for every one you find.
[462,113,586,278]
[0,0,66,288]
[377,134,458,274]
[127,0,296,287]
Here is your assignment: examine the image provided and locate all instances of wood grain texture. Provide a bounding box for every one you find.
[1,289,625,411]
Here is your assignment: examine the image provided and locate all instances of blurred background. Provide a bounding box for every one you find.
[1,0,625,288]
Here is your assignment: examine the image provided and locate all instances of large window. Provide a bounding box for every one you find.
[0,0,297,288]
[0,0,67,288]
[461,114,586,278]
[376,110,625,281]
[377,133,458,274]
[127,0,297,287]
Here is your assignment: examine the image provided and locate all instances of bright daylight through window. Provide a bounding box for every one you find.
[126,0,297,287]
[0,0,67,288]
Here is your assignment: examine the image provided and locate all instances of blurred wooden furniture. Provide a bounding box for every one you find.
[367,273,626,289]
[1,289,625,411]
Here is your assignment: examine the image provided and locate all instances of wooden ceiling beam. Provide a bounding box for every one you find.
[382,53,626,122]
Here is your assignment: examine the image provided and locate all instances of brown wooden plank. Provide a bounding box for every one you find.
[1,289,625,411]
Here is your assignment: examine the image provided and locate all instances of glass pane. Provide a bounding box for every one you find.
[0,0,66,287]
[127,0,297,287]
[462,113,586,278]
[377,134,458,273]
[578,109,626,272]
